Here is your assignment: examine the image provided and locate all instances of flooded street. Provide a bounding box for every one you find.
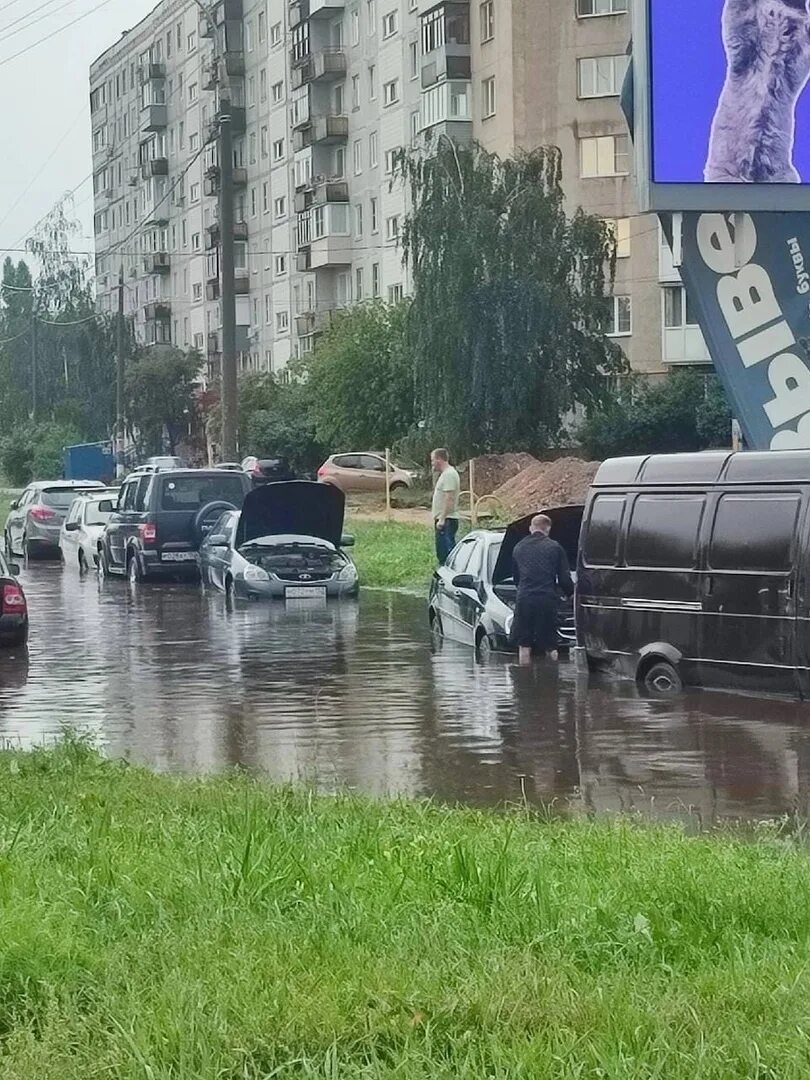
[2,563,810,825]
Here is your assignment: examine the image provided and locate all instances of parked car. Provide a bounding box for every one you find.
[577,449,810,698]
[214,462,245,472]
[318,453,417,493]
[0,549,27,647]
[4,481,106,560]
[241,456,296,485]
[200,481,359,601]
[59,491,117,572]
[98,469,252,584]
[144,456,187,472]
[428,506,583,655]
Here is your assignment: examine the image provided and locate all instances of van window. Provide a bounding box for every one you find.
[584,496,625,567]
[709,495,800,573]
[626,495,705,569]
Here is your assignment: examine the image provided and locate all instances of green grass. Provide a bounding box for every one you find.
[350,519,437,591]
[3,744,810,1077]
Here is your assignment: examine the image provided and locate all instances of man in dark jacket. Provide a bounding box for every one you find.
[512,514,574,665]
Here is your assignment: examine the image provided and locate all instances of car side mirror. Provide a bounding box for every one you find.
[341,534,355,548]
[452,573,477,590]
[208,534,228,547]
[8,563,20,576]
[65,522,80,532]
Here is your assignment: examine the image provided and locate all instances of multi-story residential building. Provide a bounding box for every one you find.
[90,0,708,384]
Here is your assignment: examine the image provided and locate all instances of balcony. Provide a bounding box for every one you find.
[210,105,246,137]
[295,114,348,150]
[310,0,345,15]
[294,179,349,213]
[206,220,248,248]
[296,249,312,273]
[141,157,168,179]
[202,59,219,91]
[206,280,221,301]
[291,49,346,89]
[289,0,307,26]
[234,268,250,294]
[143,252,171,275]
[144,302,171,322]
[295,309,334,337]
[141,104,167,132]
[207,332,220,355]
[141,62,166,81]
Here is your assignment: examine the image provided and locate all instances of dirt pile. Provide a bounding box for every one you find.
[493,457,600,516]
[458,453,539,497]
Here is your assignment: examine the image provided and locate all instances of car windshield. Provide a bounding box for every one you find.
[42,489,84,509]
[159,475,245,511]
[487,540,503,582]
[85,500,115,526]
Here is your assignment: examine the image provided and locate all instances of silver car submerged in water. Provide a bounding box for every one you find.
[200,481,359,601]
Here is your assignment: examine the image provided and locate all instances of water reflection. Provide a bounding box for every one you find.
[0,563,809,824]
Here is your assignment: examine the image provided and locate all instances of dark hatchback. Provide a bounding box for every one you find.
[99,469,252,583]
[429,506,583,655]
[0,550,27,647]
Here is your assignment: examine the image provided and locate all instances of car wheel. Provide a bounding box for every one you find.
[23,536,35,562]
[429,610,444,647]
[98,547,110,579]
[78,549,88,574]
[3,531,13,558]
[128,553,144,585]
[476,631,495,659]
[642,660,683,697]
[225,576,235,605]
[390,481,407,492]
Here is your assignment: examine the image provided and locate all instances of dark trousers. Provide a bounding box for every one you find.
[435,519,459,564]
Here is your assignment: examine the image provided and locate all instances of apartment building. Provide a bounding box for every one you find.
[90,0,708,381]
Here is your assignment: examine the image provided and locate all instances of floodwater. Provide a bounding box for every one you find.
[2,563,810,825]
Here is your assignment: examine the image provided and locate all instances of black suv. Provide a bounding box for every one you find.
[99,469,252,584]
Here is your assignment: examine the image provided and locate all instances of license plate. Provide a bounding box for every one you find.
[285,586,327,600]
[161,551,198,562]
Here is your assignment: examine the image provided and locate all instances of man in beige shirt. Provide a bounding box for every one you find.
[431,448,461,564]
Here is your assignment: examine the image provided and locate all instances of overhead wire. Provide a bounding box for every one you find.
[0,0,120,69]
[0,0,81,42]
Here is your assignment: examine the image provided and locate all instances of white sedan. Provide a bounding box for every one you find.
[59,491,117,572]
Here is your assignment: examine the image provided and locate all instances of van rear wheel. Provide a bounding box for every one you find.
[642,660,683,696]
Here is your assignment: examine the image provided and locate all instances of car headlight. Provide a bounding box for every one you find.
[244,565,269,583]
[504,614,514,636]
[338,562,358,583]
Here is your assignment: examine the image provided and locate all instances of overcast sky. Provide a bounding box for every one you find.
[0,0,158,265]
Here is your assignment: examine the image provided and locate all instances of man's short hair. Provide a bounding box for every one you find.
[530,514,552,535]
[432,448,450,463]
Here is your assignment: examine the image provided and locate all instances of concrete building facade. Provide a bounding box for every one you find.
[89,0,707,382]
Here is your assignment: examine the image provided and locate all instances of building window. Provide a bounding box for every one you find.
[367,0,376,34]
[372,262,380,297]
[384,148,399,174]
[383,79,400,107]
[262,181,270,212]
[334,146,346,177]
[480,0,495,41]
[577,0,628,15]
[273,138,285,161]
[258,10,266,41]
[578,55,629,98]
[188,82,198,103]
[370,196,379,233]
[409,41,419,80]
[410,110,420,147]
[272,80,284,103]
[192,232,201,251]
[663,286,697,328]
[352,73,361,109]
[193,282,203,301]
[274,196,287,219]
[368,63,377,99]
[422,7,445,52]
[187,30,196,52]
[355,203,364,237]
[383,10,398,37]
[369,130,378,167]
[353,139,363,174]
[608,295,632,336]
[386,215,399,241]
[276,310,290,333]
[388,283,404,303]
[356,267,364,300]
[606,218,631,258]
[190,182,200,203]
[352,9,361,44]
[270,21,282,46]
[482,76,496,118]
[580,134,630,177]
[275,254,288,276]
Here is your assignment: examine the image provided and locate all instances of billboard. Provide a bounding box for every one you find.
[634,0,810,211]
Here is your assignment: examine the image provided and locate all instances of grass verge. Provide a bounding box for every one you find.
[350,519,437,591]
[3,743,810,1077]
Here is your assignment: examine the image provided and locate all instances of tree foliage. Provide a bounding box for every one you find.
[578,369,733,459]
[126,347,200,456]
[302,301,414,451]
[399,140,626,458]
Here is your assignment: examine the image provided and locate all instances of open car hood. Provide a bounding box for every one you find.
[235,481,346,549]
[492,504,585,586]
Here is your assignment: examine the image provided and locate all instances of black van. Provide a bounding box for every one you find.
[576,450,810,698]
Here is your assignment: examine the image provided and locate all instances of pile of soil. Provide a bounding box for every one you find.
[493,457,600,517]
[457,453,539,497]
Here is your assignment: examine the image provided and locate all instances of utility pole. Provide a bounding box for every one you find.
[217,29,238,461]
[30,309,37,423]
[116,265,126,478]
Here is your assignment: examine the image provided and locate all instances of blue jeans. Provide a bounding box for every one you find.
[435,519,459,564]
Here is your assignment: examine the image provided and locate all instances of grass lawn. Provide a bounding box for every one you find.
[3,743,810,1077]
[350,519,437,591]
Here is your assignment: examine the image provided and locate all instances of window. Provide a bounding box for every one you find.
[351,9,361,44]
[409,41,419,79]
[190,182,200,203]
[369,130,378,167]
[276,310,289,333]
[275,254,287,276]
[368,63,377,99]
[608,295,632,336]
[355,203,364,237]
[709,496,801,573]
[187,30,196,52]
[386,215,399,241]
[482,76,496,118]
[272,80,284,103]
[352,73,360,109]
[422,7,445,52]
[274,195,287,219]
[578,55,629,98]
[192,232,201,251]
[273,138,285,161]
[334,146,346,177]
[271,21,282,46]
[480,0,495,41]
[262,181,270,213]
[190,132,199,152]
[388,283,403,302]
[367,0,376,33]
[370,196,379,233]
[663,285,698,329]
[383,79,399,106]
[383,10,398,37]
[626,496,705,569]
[193,282,203,301]
[606,217,631,258]
[372,262,380,297]
[577,0,628,14]
[384,147,399,174]
[583,496,626,567]
[410,110,420,146]
[580,134,629,177]
[356,267,364,300]
[261,126,269,158]
[353,139,363,174]
[258,10,266,41]
[188,82,198,103]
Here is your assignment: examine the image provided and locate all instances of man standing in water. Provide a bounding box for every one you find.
[512,513,574,665]
[431,448,461,564]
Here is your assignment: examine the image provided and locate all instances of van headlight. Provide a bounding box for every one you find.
[338,562,358,583]
[244,565,269,583]
[504,614,514,636]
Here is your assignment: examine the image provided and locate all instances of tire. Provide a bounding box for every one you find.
[98,547,110,579]
[476,631,495,659]
[642,660,683,696]
[23,536,35,562]
[3,531,13,558]
[225,576,235,606]
[429,610,444,647]
[78,549,88,574]
[389,481,407,492]
[128,553,144,585]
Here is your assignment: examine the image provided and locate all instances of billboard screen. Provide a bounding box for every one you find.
[635,0,810,210]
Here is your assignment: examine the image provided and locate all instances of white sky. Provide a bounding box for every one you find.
[0,0,158,264]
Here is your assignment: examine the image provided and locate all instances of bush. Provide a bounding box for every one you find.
[0,421,80,485]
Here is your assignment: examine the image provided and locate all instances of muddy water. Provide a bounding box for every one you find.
[2,563,810,824]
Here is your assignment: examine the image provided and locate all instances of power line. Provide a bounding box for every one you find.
[0,0,119,69]
[0,0,81,42]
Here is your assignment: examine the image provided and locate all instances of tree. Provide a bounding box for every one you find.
[578,369,733,459]
[302,301,415,450]
[399,140,626,458]
[126,347,200,455]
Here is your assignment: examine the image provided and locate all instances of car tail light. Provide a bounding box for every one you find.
[317,466,327,478]
[139,522,157,545]
[1,583,26,615]
[252,464,263,477]
[29,506,55,522]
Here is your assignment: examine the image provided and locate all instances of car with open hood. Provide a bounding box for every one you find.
[428,505,583,655]
[200,481,359,601]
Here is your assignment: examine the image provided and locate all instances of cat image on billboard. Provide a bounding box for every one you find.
[705,0,810,183]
